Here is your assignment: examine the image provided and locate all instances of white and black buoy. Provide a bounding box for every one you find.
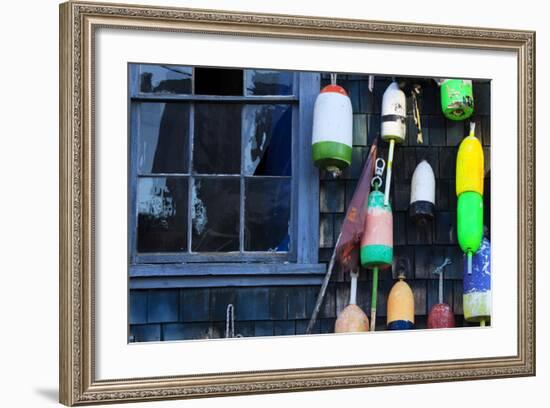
[409,160,436,224]
[381,81,407,205]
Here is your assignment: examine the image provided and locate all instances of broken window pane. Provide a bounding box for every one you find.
[138,103,189,174]
[137,177,188,252]
[193,103,242,174]
[243,104,292,176]
[138,64,192,94]
[244,178,291,251]
[194,68,243,96]
[245,70,294,96]
[191,178,240,252]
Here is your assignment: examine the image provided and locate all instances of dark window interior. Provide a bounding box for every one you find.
[194,68,244,96]
[193,103,242,174]
[137,177,188,253]
[191,177,240,252]
[138,103,190,174]
[139,65,192,94]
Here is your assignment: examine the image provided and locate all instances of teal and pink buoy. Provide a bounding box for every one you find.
[360,182,393,331]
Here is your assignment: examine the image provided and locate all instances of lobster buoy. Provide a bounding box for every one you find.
[456,131,484,196]
[428,304,455,329]
[457,192,483,255]
[456,123,484,275]
[360,189,393,269]
[335,305,369,333]
[381,81,407,206]
[463,237,491,325]
[335,271,369,333]
[427,258,455,329]
[387,273,415,330]
[381,82,407,144]
[312,84,353,175]
[409,160,435,224]
[360,186,393,331]
[440,79,474,121]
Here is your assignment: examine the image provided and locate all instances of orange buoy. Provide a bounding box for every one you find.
[335,271,369,333]
[387,273,415,330]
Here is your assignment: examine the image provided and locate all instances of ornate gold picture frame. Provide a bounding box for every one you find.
[59,1,535,405]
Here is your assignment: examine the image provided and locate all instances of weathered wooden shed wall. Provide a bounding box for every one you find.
[129,76,491,342]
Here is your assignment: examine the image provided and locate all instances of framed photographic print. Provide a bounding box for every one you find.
[59,0,536,405]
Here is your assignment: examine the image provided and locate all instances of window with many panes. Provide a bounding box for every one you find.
[129,64,324,287]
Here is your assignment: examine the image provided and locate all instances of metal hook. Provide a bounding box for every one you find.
[434,258,452,276]
[371,158,385,188]
[434,258,452,304]
[470,121,476,137]
[375,158,385,176]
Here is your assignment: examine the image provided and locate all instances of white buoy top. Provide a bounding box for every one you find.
[312,85,353,147]
[382,82,406,117]
[410,160,436,204]
[381,81,406,143]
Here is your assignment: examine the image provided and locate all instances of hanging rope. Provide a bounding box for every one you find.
[225,304,235,338]
[368,75,375,93]
[412,84,423,144]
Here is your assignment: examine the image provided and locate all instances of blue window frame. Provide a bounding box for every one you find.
[128,64,324,288]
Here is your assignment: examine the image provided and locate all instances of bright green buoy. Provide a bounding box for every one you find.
[440,79,474,121]
[457,191,484,275]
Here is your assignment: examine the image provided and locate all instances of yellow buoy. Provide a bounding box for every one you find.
[456,126,484,196]
[387,273,415,330]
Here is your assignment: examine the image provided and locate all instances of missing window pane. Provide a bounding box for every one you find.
[194,103,242,174]
[245,70,294,96]
[243,104,292,176]
[138,103,189,174]
[244,178,291,251]
[191,178,240,252]
[194,67,243,96]
[139,64,192,94]
[137,177,188,253]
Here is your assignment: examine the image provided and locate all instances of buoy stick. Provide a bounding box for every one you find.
[383,139,395,206]
[370,266,379,331]
[434,258,452,304]
[306,233,341,334]
[349,270,358,305]
[438,267,444,304]
[467,251,473,275]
